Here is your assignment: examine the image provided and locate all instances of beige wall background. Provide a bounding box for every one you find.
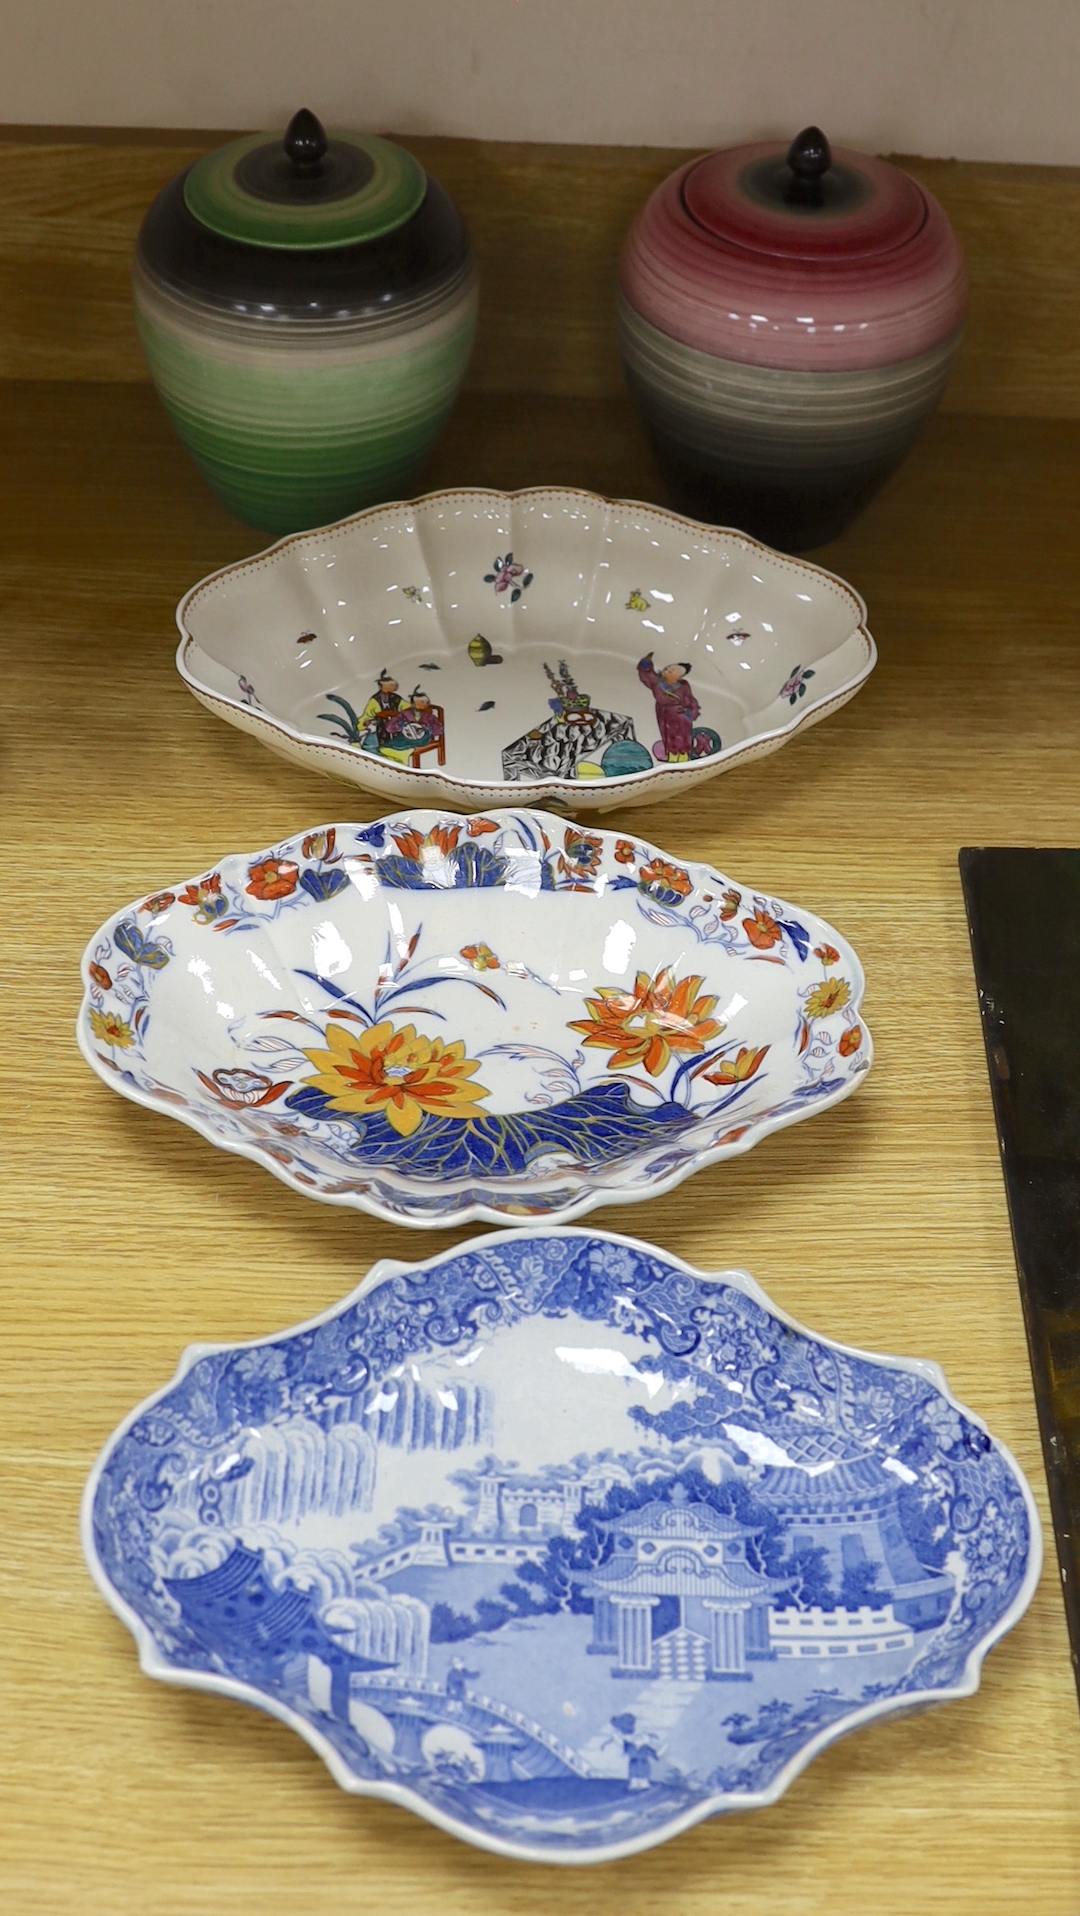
[5,0,1080,161]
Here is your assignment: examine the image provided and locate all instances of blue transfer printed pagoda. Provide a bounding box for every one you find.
[583,1489,782,1680]
[165,1545,394,1718]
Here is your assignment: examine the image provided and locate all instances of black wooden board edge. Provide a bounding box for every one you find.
[959,846,1080,1703]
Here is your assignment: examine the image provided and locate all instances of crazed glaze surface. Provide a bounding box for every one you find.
[83,1227,1041,1866]
[176,487,875,812]
[76,810,871,1226]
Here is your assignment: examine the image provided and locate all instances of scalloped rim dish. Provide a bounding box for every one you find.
[82,1227,1041,1866]
[76,808,872,1228]
[176,487,876,813]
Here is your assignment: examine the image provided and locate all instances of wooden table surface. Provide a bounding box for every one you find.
[3,378,1080,1914]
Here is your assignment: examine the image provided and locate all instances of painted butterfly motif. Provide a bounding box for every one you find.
[114,920,171,969]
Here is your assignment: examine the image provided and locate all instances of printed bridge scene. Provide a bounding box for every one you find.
[155,1446,947,1816]
[90,1234,1032,1855]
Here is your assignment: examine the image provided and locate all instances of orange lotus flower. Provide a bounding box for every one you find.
[89,1007,135,1048]
[743,908,782,949]
[460,943,499,971]
[178,874,221,907]
[246,858,299,901]
[805,977,851,1019]
[301,1020,489,1137]
[720,888,742,921]
[567,967,722,1077]
[614,839,637,865]
[838,1023,863,1056]
[88,961,112,990]
[814,943,840,965]
[140,890,176,915]
[703,1043,770,1087]
[392,822,461,862]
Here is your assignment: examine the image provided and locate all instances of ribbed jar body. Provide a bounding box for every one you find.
[620,147,967,550]
[136,173,477,535]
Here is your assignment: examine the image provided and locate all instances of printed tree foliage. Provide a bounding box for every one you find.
[840,1557,888,1610]
[772,1540,836,1612]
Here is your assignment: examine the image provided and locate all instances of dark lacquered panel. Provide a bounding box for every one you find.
[960,846,1080,1703]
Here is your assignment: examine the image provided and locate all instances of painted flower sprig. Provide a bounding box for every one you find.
[484,551,534,602]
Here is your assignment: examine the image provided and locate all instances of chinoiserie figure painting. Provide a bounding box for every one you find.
[359,668,406,745]
[368,681,444,766]
[636,653,722,763]
[317,669,445,766]
[637,653,700,762]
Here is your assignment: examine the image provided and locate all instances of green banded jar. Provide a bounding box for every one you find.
[135,110,478,534]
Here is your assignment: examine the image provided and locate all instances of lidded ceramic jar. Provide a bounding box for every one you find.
[620,127,966,550]
[135,110,478,534]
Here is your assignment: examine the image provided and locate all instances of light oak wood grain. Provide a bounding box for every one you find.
[2,128,1080,417]
[1,379,1080,1911]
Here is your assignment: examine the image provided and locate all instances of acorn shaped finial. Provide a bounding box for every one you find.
[284,109,329,177]
[785,126,832,204]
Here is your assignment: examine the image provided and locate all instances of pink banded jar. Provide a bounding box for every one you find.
[620,127,967,550]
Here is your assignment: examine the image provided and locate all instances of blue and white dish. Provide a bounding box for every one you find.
[83,1228,1041,1866]
[76,809,871,1227]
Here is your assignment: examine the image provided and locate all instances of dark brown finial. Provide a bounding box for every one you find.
[283,108,329,178]
[785,126,832,204]
[787,126,832,180]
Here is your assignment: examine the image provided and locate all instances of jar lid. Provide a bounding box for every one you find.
[682,126,927,263]
[183,109,426,251]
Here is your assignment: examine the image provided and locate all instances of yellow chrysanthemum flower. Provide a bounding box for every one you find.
[89,1007,136,1048]
[805,977,851,1019]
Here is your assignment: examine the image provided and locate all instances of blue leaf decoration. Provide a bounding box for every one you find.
[299,867,350,902]
[778,919,811,962]
[285,1079,696,1180]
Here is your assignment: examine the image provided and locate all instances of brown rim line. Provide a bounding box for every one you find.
[175,485,869,623]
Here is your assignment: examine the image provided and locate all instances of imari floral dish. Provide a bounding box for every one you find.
[76,810,871,1228]
[82,1227,1041,1865]
[175,485,875,813]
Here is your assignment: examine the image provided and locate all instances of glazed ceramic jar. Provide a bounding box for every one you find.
[135,110,478,534]
[620,127,966,550]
